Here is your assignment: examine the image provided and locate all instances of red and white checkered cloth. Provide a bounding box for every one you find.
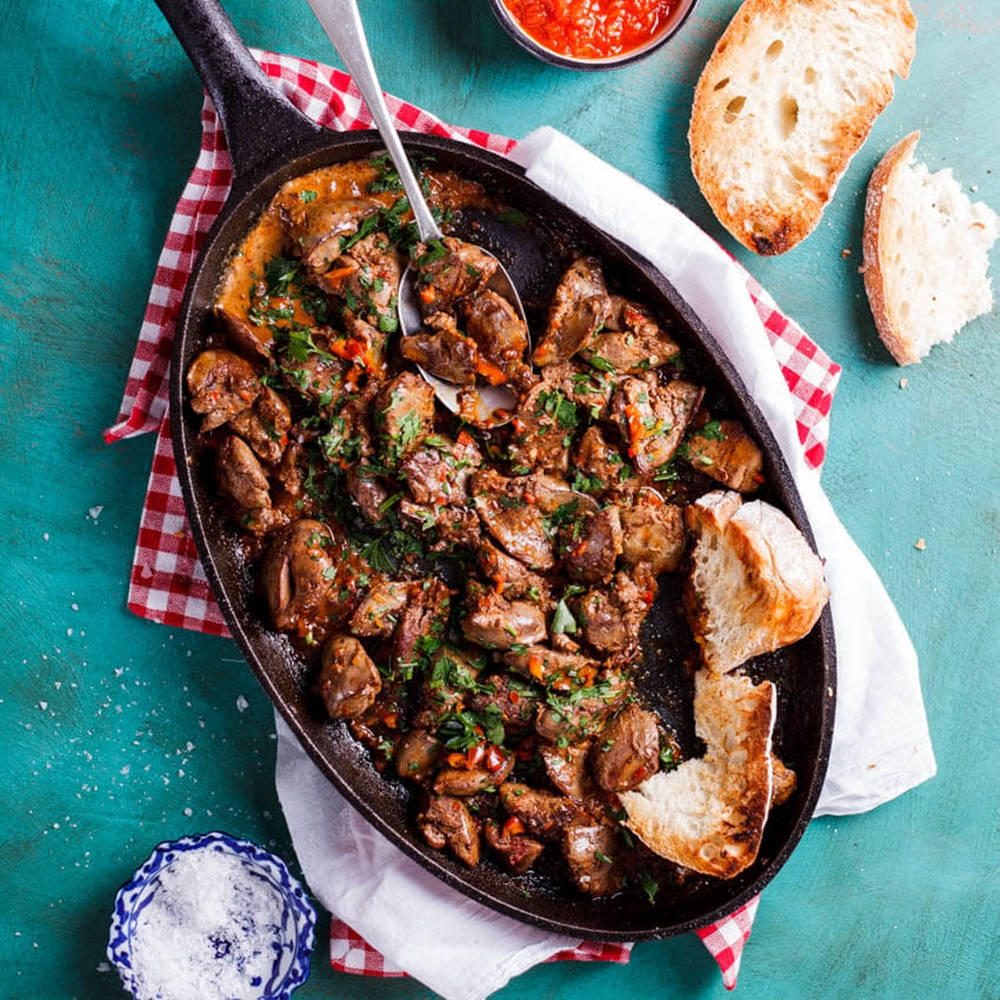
[105,49,840,992]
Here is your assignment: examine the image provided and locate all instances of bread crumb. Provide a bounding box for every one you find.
[841,248,852,258]
[899,378,908,388]
[914,538,926,551]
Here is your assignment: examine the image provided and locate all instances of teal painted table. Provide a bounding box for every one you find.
[1,1,997,997]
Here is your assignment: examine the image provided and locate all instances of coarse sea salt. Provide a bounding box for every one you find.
[128,849,287,1000]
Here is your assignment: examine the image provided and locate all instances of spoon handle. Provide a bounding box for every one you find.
[306,0,443,243]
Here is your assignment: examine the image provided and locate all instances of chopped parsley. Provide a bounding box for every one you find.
[638,871,659,904]
[698,419,725,441]
[587,355,617,373]
[551,598,577,635]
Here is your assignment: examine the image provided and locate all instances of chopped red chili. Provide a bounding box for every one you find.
[502,0,677,60]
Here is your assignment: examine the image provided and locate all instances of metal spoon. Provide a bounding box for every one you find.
[306,0,527,425]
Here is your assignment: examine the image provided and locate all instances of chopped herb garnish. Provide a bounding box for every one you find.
[551,598,577,635]
[298,189,319,203]
[638,871,659,904]
[698,419,725,441]
[495,208,529,227]
[415,238,449,268]
[587,355,617,373]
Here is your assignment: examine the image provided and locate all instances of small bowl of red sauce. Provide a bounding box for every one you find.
[489,0,699,70]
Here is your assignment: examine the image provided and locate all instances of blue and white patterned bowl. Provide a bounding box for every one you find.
[107,832,316,1000]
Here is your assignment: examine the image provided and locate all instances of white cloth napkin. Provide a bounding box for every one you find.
[275,126,936,1000]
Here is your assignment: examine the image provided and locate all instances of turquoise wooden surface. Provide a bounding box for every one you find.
[1,0,997,997]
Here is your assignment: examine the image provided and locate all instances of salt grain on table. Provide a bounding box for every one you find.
[128,849,287,1000]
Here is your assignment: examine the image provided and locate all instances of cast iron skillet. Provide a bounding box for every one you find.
[159,0,836,939]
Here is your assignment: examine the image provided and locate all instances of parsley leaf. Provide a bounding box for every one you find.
[551,598,577,635]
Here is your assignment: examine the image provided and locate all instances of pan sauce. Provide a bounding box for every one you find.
[185,150,790,901]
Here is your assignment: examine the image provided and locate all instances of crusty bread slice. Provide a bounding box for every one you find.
[684,491,828,672]
[690,0,916,255]
[863,131,1000,365]
[621,671,776,879]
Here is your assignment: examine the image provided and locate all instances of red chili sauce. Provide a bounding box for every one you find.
[502,0,678,60]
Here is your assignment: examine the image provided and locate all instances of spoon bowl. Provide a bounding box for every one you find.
[306,0,529,425]
[396,261,521,425]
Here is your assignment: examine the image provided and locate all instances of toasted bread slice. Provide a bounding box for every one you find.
[621,671,776,879]
[690,0,916,255]
[863,131,1000,365]
[684,491,828,672]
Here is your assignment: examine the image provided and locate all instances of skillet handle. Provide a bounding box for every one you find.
[154,0,322,178]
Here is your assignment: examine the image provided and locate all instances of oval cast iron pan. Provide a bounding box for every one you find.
[158,0,836,940]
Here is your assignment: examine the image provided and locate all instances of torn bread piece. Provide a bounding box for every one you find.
[684,491,828,672]
[689,0,916,255]
[863,131,1000,365]
[621,671,776,879]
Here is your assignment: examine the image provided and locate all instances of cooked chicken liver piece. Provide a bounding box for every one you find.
[498,782,584,841]
[278,339,345,403]
[562,822,625,896]
[317,634,382,719]
[413,237,497,316]
[507,380,574,475]
[503,645,600,690]
[611,377,704,475]
[375,371,436,466]
[319,233,401,332]
[771,756,797,806]
[616,486,686,574]
[591,704,660,792]
[258,519,364,640]
[461,590,547,650]
[186,349,261,432]
[532,257,611,367]
[561,506,623,584]
[414,645,483,729]
[573,425,630,493]
[685,419,765,493]
[349,576,413,637]
[460,288,530,383]
[279,196,377,273]
[540,742,596,800]
[216,435,271,512]
[400,312,479,385]
[476,538,550,602]
[467,673,539,735]
[394,728,442,783]
[417,794,480,866]
[483,820,545,874]
[433,752,513,796]
[534,669,628,744]
[576,566,657,655]
[399,500,483,552]
[471,470,556,570]
[346,468,393,525]
[225,386,290,465]
[392,578,452,663]
[400,433,482,506]
[581,295,680,374]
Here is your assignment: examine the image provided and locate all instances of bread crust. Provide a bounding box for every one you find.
[621,671,776,879]
[862,130,923,365]
[684,492,829,673]
[689,0,916,256]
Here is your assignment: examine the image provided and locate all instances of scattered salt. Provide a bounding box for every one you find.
[127,850,288,1000]
[88,505,104,520]
[236,695,249,714]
